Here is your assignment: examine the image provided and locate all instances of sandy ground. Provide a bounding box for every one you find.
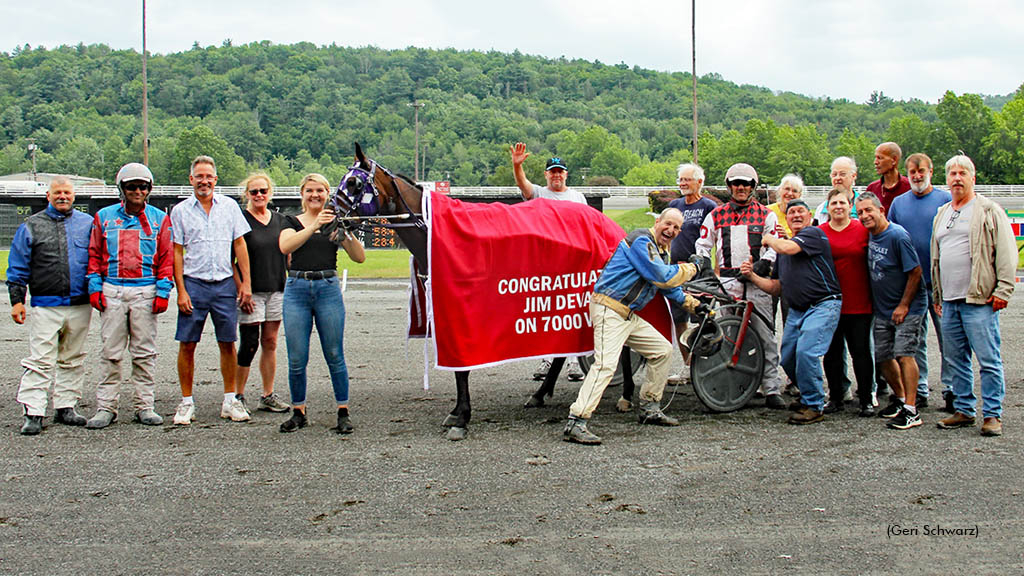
[1,282,1022,575]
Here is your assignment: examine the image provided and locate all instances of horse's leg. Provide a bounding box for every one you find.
[446,371,471,441]
[616,346,636,412]
[525,357,565,408]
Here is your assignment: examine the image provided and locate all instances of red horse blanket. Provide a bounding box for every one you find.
[413,192,672,370]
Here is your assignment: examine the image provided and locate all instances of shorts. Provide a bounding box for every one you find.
[872,314,924,362]
[238,291,284,324]
[175,276,239,343]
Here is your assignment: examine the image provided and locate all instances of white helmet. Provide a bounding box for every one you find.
[115,163,154,188]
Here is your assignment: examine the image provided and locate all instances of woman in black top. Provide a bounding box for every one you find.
[278,173,365,433]
[234,173,291,416]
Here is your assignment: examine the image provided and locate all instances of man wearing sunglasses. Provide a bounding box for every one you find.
[933,155,1016,437]
[83,163,174,429]
[695,163,786,409]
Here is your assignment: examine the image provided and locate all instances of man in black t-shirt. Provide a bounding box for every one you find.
[742,200,842,425]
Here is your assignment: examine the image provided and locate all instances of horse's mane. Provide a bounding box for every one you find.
[390,171,422,192]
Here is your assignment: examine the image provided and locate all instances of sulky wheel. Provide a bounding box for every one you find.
[690,316,764,412]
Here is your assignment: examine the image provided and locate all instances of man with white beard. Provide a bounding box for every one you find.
[887,153,952,412]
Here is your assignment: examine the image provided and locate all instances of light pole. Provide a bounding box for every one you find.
[691,0,698,164]
[407,100,425,180]
[27,138,38,181]
[142,0,149,166]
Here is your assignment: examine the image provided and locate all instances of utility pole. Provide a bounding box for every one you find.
[692,0,698,164]
[407,100,425,180]
[141,0,149,165]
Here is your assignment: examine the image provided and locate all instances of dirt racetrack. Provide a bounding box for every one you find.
[2,281,1022,575]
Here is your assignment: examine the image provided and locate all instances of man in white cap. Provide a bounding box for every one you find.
[84,163,175,429]
[695,163,785,408]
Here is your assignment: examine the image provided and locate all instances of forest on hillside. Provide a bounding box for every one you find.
[1,41,1022,188]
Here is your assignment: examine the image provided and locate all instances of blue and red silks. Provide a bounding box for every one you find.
[411,191,674,371]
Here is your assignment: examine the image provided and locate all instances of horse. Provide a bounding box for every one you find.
[333,143,640,440]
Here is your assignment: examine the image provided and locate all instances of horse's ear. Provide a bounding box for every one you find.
[354,142,365,165]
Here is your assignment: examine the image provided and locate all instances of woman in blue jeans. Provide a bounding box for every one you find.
[278,173,365,433]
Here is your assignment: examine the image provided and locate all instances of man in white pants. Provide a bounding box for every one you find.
[7,177,94,435]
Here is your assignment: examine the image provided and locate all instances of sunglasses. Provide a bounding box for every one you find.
[728,179,756,188]
[248,188,269,196]
[122,182,150,192]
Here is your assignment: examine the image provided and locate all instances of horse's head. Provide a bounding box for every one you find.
[332,142,401,219]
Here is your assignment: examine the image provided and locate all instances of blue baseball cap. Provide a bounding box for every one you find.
[546,157,568,171]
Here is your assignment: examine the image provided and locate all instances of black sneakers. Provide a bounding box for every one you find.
[335,407,353,434]
[279,409,308,433]
[879,400,903,419]
[887,406,922,430]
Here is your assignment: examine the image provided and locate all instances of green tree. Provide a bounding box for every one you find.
[54,135,104,178]
[983,86,1024,184]
[171,124,246,185]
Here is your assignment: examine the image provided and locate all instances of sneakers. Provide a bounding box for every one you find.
[221,399,251,422]
[887,406,922,430]
[784,382,800,397]
[86,409,117,429]
[135,409,163,426]
[858,404,876,418]
[565,359,584,382]
[280,409,308,433]
[667,372,690,386]
[823,400,845,414]
[981,417,1003,437]
[942,391,955,414]
[563,416,601,445]
[788,408,824,425]
[637,402,680,426]
[257,393,291,413]
[20,415,43,436]
[173,401,196,426]
[54,407,87,426]
[937,412,975,429]
[764,394,786,410]
[879,400,903,419]
[335,407,353,434]
[532,359,552,381]
[917,395,929,409]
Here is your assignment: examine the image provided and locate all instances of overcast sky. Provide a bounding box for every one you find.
[3,0,1022,103]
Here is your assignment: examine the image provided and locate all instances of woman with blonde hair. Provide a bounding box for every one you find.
[278,173,365,433]
[233,172,291,418]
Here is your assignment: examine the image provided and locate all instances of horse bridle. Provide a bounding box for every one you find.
[333,159,426,232]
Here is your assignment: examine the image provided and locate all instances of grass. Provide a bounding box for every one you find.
[3,213,1021,281]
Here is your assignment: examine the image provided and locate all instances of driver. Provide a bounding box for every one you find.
[563,207,708,445]
[695,163,786,409]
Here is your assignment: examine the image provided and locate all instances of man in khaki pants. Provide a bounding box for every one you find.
[563,208,707,445]
[84,163,175,429]
[7,177,94,435]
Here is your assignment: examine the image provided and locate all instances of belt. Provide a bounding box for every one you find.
[813,294,842,306]
[288,270,337,280]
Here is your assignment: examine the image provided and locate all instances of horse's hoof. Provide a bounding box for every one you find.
[441,414,458,428]
[446,426,468,441]
[615,397,633,413]
[524,395,545,408]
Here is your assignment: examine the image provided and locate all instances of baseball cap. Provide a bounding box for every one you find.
[725,163,758,186]
[546,157,568,171]
[786,199,810,213]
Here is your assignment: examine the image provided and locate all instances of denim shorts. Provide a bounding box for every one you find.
[238,291,284,324]
[175,276,239,343]
[873,314,924,362]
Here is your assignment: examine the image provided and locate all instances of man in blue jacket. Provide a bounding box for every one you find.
[7,177,94,435]
[564,207,707,445]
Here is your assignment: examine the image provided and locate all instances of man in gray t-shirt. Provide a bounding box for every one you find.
[510,142,588,382]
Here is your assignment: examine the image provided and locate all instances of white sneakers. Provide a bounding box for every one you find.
[173,401,195,426]
[172,398,251,425]
[221,398,251,422]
